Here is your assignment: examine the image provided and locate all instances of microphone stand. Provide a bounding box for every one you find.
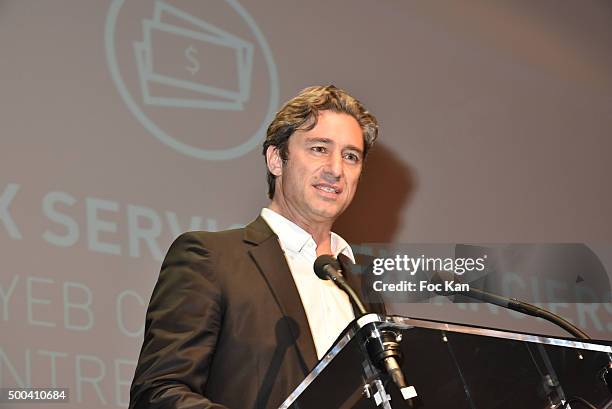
[429,270,590,340]
[465,287,591,340]
[315,255,418,406]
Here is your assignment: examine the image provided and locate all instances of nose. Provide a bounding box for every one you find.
[322,152,343,182]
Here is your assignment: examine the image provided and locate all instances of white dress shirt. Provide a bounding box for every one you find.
[260,208,355,359]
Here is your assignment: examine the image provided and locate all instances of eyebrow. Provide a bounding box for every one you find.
[305,137,364,155]
[344,145,364,156]
[305,137,332,145]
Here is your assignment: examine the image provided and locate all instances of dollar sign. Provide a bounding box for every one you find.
[185,45,200,75]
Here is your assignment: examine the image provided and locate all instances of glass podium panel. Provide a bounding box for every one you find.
[280,314,612,409]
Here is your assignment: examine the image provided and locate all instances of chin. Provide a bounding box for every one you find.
[313,206,343,220]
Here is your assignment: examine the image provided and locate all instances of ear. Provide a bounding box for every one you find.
[266,145,283,177]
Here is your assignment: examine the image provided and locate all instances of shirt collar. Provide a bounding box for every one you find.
[260,208,355,262]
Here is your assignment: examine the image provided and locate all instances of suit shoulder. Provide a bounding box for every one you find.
[178,226,245,241]
[167,227,246,254]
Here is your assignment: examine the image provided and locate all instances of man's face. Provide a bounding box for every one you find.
[267,111,364,228]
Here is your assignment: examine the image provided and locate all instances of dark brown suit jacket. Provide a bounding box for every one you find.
[129,216,385,409]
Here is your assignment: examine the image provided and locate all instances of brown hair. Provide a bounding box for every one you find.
[262,85,378,199]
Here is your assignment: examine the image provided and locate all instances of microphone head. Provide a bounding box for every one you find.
[313,255,341,280]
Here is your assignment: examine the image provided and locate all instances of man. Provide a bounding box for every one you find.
[130,85,384,409]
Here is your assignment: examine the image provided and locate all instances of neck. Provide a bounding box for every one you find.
[268,202,333,253]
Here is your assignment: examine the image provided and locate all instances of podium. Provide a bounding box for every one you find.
[279,314,612,409]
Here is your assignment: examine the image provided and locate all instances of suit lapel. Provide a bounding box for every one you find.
[244,217,318,372]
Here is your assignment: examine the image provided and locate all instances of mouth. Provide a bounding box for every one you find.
[313,183,342,196]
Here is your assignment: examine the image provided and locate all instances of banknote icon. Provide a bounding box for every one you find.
[134,1,254,110]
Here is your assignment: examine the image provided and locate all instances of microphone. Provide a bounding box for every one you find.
[313,254,342,280]
[429,270,591,340]
[313,255,368,316]
[313,255,418,404]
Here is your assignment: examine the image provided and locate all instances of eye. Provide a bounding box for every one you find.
[343,152,361,163]
[311,146,327,154]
